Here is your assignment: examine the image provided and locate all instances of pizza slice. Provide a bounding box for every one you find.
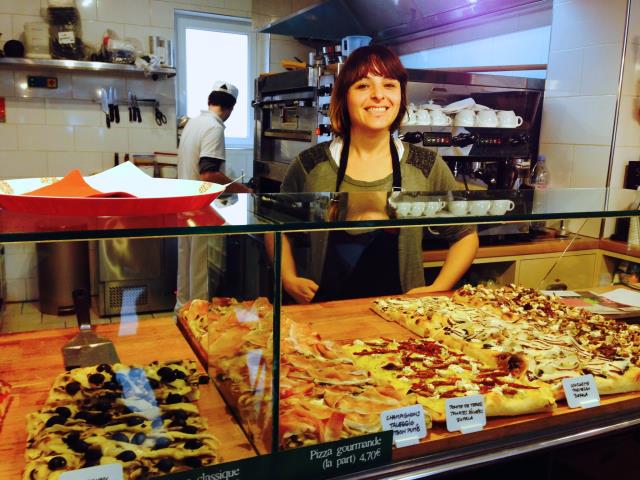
[343,338,556,422]
[46,361,209,408]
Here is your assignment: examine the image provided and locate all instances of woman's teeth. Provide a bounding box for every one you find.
[366,107,387,112]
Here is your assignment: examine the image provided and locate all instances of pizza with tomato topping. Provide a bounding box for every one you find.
[342,338,555,421]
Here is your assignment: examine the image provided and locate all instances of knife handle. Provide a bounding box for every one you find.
[108,104,115,122]
[128,107,133,122]
[105,113,111,128]
[114,105,120,123]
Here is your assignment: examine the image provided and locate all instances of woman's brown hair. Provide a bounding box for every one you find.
[329,45,408,137]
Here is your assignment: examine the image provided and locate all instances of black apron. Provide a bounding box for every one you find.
[313,136,402,302]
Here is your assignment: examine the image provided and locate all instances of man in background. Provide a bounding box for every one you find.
[175,81,250,312]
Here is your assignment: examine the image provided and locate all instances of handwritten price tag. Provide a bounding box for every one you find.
[445,394,486,434]
[562,374,600,409]
[380,404,427,447]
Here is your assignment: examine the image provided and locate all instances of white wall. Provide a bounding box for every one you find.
[0,0,312,303]
[397,3,552,77]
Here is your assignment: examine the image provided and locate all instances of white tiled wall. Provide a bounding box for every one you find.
[0,0,313,302]
[539,0,627,195]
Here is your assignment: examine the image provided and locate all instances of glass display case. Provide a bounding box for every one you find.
[1,187,640,480]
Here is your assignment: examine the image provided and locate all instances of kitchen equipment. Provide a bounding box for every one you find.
[108,87,120,124]
[37,240,90,315]
[253,69,335,191]
[62,288,120,369]
[154,101,167,125]
[3,40,24,58]
[341,35,371,56]
[47,5,84,60]
[100,88,110,128]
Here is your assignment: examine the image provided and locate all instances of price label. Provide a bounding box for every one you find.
[278,431,392,480]
[380,404,427,447]
[445,394,486,434]
[60,464,123,480]
[562,374,600,409]
[58,31,76,45]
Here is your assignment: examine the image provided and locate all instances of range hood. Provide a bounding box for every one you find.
[261,0,547,44]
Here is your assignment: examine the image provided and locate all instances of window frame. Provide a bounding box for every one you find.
[175,10,256,148]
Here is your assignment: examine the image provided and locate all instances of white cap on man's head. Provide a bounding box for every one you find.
[211,81,238,100]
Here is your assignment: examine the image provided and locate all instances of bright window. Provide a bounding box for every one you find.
[176,12,255,147]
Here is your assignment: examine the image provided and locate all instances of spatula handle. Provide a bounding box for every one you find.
[72,288,92,331]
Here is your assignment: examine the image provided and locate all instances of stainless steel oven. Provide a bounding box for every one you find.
[253,69,334,192]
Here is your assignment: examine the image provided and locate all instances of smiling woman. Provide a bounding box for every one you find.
[265,45,479,304]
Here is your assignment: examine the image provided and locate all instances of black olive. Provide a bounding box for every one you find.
[184,439,202,450]
[111,432,129,443]
[156,458,174,472]
[166,393,183,404]
[183,457,202,468]
[173,369,187,379]
[64,432,80,444]
[154,437,171,450]
[54,407,72,418]
[160,411,173,420]
[148,378,161,389]
[45,415,67,428]
[126,416,145,427]
[121,405,134,415]
[116,450,137,462]
[168,418,185,428]
[103,381,120,391]
[88,373,105,385]
[89,412,112,426]
[48,456,67,470]
[97,364,113,373]
[181,425,198,434]
[158,367,176,383]
[68,439,90,453]
[65,381,81,395]
[74,411,92,422]
[85,447,103,462]
[198,375,210,385]
[151,417,164,429]
[132,432,146,445]
[93,400,111,412]
[173,410,188,421]
[101,391,119,400]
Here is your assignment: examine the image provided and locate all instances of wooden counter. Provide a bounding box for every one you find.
[0,317,255,480]
[283,297,640,462]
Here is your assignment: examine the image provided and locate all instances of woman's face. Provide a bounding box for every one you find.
[346,73,401,133]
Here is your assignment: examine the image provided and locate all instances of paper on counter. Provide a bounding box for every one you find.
[599,288,640,307]
[541,290,581,297]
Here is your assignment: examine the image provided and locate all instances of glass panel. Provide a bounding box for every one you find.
[275,212,640,475]
[0,231,273,478]
[1,189,639,242]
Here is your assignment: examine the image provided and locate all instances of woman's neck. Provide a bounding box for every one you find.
[344,127,393,182]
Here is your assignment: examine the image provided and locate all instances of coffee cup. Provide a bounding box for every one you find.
[448,200,468,216]
[430,109,452,126]
[409,201,426,217]
[476,109,498,128]
[497,110,523,128]
[416,109,431,125]
[395,201,411,217]
[489,199,515,215]
[454,109,476,127]
[423,200,446,217]
[468,200,491,215]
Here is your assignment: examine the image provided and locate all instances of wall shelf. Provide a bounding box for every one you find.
[0,57,175,79]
